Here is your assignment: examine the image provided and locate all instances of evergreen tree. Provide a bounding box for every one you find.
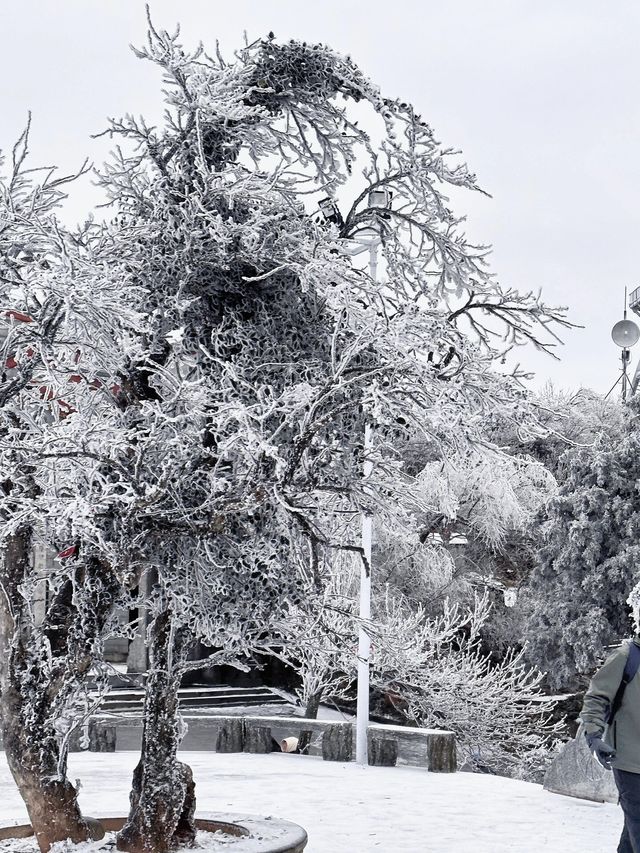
[521,398,638,690]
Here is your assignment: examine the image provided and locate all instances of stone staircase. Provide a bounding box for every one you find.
[100,684,290,714]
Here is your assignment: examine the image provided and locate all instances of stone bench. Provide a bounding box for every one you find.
[89,713,456,771]
[369,723,456,772]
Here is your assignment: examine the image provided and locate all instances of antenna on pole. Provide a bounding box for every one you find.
[608,288,640,401]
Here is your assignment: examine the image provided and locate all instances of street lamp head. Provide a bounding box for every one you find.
[612,319,640,348]
[318,197,344,226]
[367,187,393,210]
[367,187,393,219]
[366,187,392,225]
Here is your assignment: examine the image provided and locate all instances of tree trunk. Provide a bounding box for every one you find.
[298,692,322,755]
[0,529,95,852]
[117,607,196,853]
[3,714,101,852]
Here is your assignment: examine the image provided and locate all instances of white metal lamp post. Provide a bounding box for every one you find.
[318,188,390,766]
[356,419,374,765]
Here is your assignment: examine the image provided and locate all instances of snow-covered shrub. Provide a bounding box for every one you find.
[372,591,561,777]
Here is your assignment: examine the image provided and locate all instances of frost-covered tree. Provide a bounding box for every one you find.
[521,396,639,690]
[273,549,360,755]
[472,389,625,663]
[0,125,144,850]
[374,446,555,609]
[282,551,358,722]
[0,12,571,851]
[90,19,570,848]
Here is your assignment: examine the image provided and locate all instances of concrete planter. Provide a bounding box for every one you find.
[0,813,307,852]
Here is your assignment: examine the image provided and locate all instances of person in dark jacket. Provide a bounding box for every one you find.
[581,637,640,853]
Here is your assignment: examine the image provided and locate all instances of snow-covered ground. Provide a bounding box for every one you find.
[0,751,624,852]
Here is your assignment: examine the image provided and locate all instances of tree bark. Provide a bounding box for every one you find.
[0,529,97,852]
[298,692,322,755]
[2,710,102,851]
[117,607,196,853]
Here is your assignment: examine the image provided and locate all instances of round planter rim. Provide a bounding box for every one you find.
[0,811,308,852]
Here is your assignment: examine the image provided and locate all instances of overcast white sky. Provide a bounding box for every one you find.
[1,1,639,394]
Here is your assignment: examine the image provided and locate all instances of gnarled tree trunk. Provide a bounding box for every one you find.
[0,529,96,852]
[2,696,101,851]
[117,606,196,853]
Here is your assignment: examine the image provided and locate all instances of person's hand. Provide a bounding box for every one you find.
[585,731,616,770]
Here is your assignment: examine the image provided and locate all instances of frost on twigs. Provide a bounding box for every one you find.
[371,589,562,776]
[0,121,144,850]
[0,10,572,849]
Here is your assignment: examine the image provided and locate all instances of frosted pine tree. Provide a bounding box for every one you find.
[521,396,639,690]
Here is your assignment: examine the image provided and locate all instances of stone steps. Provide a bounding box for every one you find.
[101,685,288,713]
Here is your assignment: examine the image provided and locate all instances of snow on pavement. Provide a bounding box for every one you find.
[0,751,623,852]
